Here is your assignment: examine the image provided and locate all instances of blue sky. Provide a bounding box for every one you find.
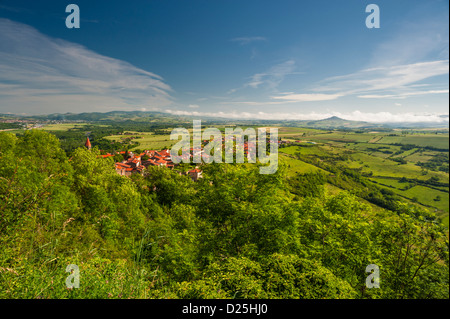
[0,0,448,123]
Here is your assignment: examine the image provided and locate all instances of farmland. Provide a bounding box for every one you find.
[97,125,450,226]
[21,122,450,227]
[278,127,449,226]
[1,117,449,301]
[103,131,177,151]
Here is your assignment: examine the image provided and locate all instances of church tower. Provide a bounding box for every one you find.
[85,137,92,150]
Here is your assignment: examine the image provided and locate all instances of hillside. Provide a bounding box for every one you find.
[0,129,448,299]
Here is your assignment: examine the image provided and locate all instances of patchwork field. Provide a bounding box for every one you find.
[104,131,178,151]
[17,122,449,227]
[40,123,100,131]
[278,129,449,226]
[376,135,449,150]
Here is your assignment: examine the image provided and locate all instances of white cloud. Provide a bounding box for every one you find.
[315,60,449,96]
[188,104,200,108]
[358,89,449,99]
[165,109,449,123]
[230,60,448,106]
[271,93,343,102]
[0,18,173,114]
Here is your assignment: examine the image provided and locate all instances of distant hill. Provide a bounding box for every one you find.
[3,111,449,130]
[32,111,173,122]
[299,116,376,129]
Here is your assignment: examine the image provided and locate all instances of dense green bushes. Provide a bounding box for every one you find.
[0,130,448,299]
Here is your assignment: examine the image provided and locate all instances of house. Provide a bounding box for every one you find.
[115,162,134,176]
[114,148,175,176]
[100,153,114,158]
[188,168,202,182]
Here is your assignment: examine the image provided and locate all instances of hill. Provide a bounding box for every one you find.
[3,111,449,130]
[299,116,376,129]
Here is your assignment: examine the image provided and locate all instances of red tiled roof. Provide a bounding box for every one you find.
[115,163,131,169]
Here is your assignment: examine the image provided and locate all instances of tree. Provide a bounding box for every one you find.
[370,206,449,298]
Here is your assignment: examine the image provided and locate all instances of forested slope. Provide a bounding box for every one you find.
[0,130,448,298]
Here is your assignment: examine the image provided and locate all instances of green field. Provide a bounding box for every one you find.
[279,154,325,176]
[372,177,449,210]
[13,121,449,227]
[104,131,177,151]
[404,151,435,163]
[39,123,97,131]
[279,131,449,227]
[377,134,449,150]
[345,152,448,182]
[371,178,449,227]
[402,185,449,212]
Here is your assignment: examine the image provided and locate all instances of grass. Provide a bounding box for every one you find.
[39,123,98,131]
[279,154,325,176]
[401,135,449,150]
[376,134,449,150]
[278,127,321,137]
[280,145,331,157]
[104,131,178,151]
[345,152,448,182]
[371,177,449,212]
[370,177,408,189]
[401,186,449,213]
[391,148,419,159]
[370,176,449,226]
[93,126,450,227]
[279,146,300,155]
[403,151,438,163]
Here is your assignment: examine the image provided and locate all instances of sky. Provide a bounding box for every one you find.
[0,0,448,123]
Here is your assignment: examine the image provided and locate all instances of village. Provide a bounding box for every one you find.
[83,136,203,182]
[85,131,306,182]
[84,134,291,181]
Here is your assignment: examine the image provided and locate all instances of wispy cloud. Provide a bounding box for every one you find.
[315,60,449,97]
[230,36,267,45]
[225,59,448,106]
[358,89,449,99]
[369,9,449,67]
[245,59,297,90]
[255,60,449,104]
[0,4,27,13]
[0,18,173,114]
[225,11,448,110]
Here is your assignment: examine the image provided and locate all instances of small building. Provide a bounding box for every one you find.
[114,148,175,176]
[188,168,202,182]
[85,137,92,150]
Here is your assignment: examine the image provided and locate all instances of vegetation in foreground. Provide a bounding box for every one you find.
[0,130,448,299]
